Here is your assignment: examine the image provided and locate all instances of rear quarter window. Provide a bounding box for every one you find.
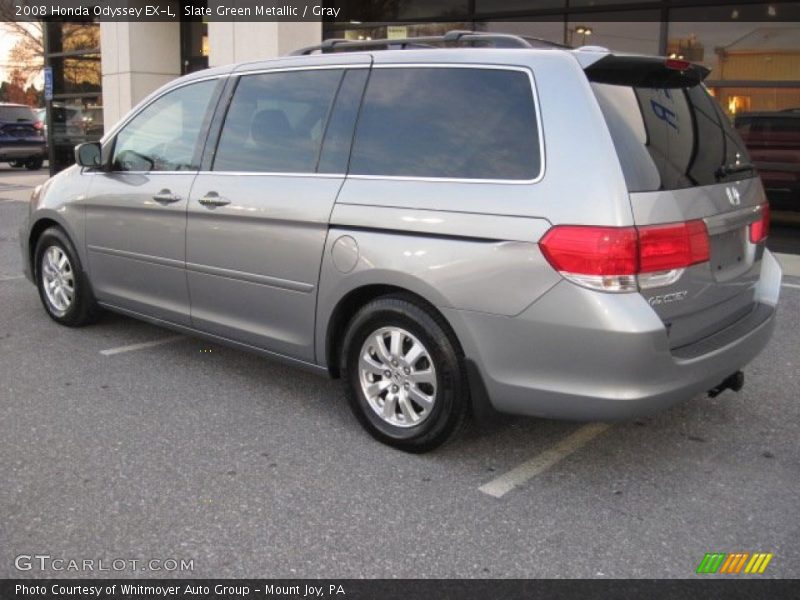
[349,67,542,181]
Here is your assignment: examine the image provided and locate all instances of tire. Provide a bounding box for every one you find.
[34,227,100,327]
[25,157,44,170]
[10,160,24,168]
[340,294,470,452]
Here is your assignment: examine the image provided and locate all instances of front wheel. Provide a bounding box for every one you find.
[340,295,470,452]
[34,227,99,326]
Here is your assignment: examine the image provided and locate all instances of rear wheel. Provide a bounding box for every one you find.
[10,160,25,168]
[34,227,99,326]
[340,295,470,452]
[25,157,44,170]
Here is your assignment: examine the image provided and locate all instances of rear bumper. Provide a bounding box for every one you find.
[0,144,46,160]
[444,250,782,421]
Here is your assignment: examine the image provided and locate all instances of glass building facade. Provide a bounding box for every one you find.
[43,20,103,173]
[43,10,209,174]
[324,1,800,120]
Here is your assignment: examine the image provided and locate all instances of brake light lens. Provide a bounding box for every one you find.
[639,220,709,272]
[538,226,638,276]
[749,203,770,243]
[665,58,691,71]
[540,220,710,292]
[33,120,44,130]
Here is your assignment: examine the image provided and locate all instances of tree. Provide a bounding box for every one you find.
[25,83,43,107]
[0,0,44,85]
[4,69,28,104]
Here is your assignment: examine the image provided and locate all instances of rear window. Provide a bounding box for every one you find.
[349,67,541,181]
[591,82,752,192]
[0,105,36,122]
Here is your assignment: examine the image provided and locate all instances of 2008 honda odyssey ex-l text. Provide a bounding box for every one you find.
[19,31,781,451]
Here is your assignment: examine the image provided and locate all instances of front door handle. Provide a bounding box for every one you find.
[153,189,182,204]
[198,192,230,209]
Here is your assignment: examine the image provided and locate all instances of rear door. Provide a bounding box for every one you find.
[588,56,770,350]
[185,61,369,361]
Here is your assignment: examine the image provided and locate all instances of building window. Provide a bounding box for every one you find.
[180,3,209,75]
[567,11,661,52]
[43,20,103,174]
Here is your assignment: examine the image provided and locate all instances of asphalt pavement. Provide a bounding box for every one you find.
[1,165,799,578]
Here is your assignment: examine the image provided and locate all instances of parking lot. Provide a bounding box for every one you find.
[1,166,799,578]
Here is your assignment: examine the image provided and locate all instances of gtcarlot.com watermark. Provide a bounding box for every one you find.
[14,554,194,572]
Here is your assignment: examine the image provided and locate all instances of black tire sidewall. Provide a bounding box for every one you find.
[25,157,44,170]
[342,297,467,451]
[34,227,95,326]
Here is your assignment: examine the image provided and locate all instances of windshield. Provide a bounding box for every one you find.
[591,82,753,192]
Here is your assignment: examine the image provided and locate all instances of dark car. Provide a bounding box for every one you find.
[0,103,46,170]
[735,110,800,211]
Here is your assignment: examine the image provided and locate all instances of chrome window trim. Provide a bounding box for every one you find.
[233,64,370,77]
[92,62,546,185]
[84,171,348,178]
[196,171,346,178]
[348,62,546,186]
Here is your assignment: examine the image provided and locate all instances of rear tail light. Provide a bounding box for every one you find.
[33,120,44,130]
[638,220,709,272]
[749,203,770,244]
[540,220,710,293]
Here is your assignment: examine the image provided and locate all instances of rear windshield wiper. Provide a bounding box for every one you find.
[716,161,757,179]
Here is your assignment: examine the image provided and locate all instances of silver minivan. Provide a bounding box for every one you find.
[19,32,781,451]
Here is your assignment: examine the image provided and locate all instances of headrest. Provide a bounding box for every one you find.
[250,109,292,144]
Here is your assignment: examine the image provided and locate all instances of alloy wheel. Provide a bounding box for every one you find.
[41,245,75,316]
[358,326,437,428]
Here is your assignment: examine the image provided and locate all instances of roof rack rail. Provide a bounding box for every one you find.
[289,29,565,56]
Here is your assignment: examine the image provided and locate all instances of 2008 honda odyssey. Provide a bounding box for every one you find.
[19,31,781,451]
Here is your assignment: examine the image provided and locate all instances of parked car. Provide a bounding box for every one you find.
[0,103,46,170]
[19,32,781,451]
[79,105,104,139]
[36,103,89,144]
[735,110,800,211]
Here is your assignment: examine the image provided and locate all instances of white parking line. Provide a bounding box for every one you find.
[479,423,611,499]
[0,275,24,282]
[782,283,800,290]
[100,335,184,356]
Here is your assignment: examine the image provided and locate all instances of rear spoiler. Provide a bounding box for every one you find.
[583,54,710,88]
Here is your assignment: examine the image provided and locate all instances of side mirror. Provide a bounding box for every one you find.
[75,142,102,167]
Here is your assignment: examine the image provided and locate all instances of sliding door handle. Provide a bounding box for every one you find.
[198,192,230,208]
[153,189,182,204]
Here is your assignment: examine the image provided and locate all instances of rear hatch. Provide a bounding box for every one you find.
[0,105,42,141]
[586,55,770,351]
